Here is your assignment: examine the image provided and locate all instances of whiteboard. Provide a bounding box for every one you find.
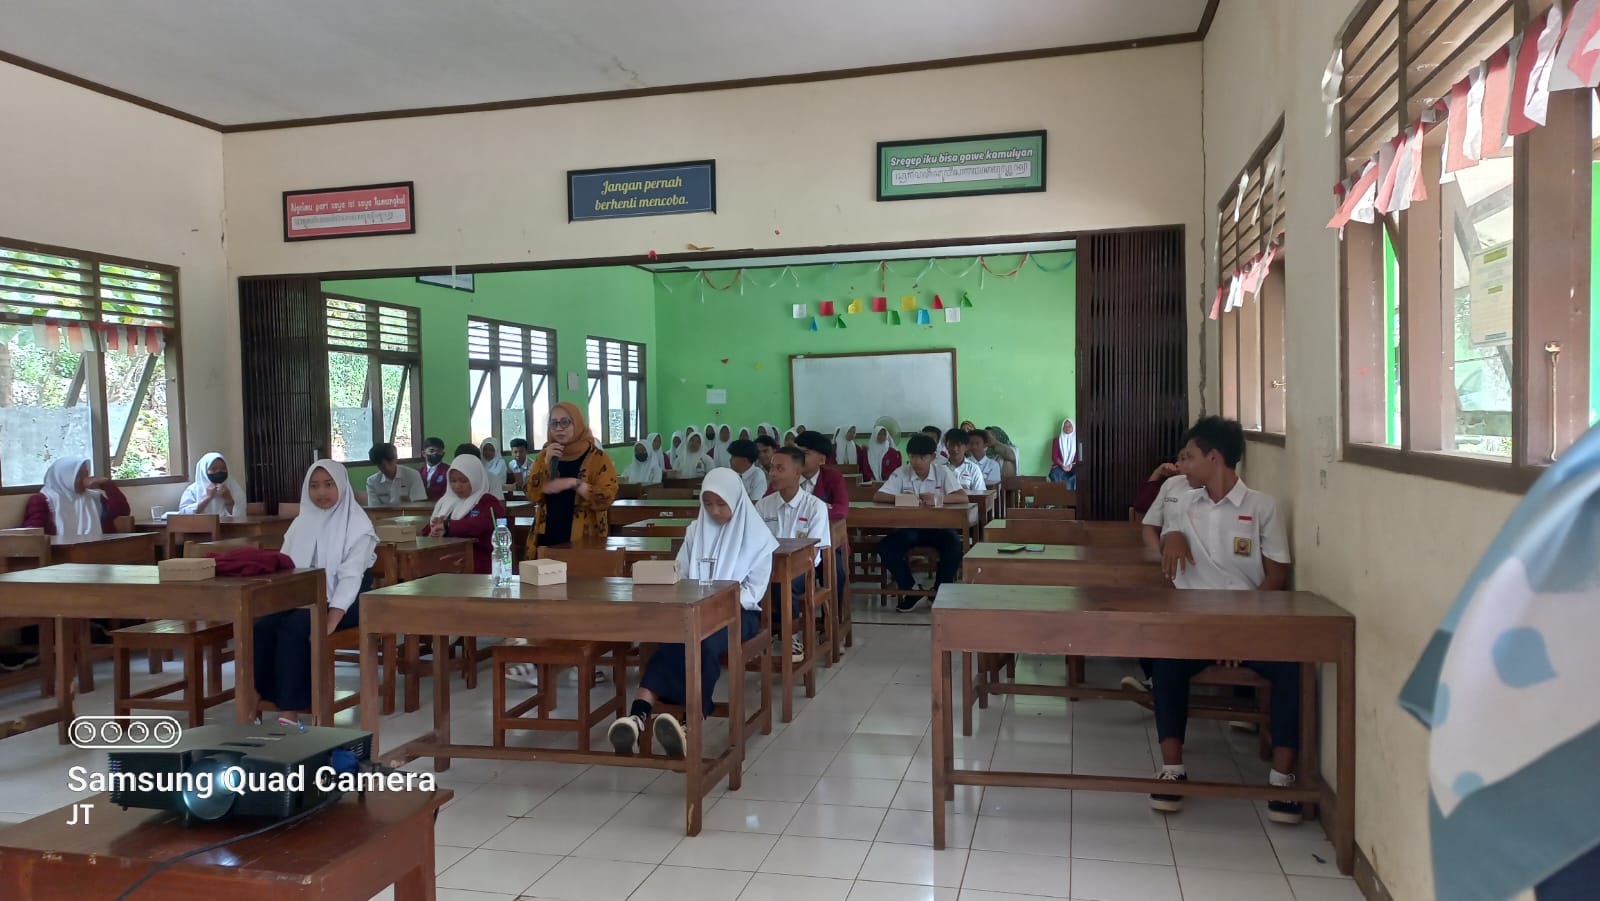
[790,351,957,434]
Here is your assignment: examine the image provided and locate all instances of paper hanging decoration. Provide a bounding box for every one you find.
[847,298,863,315]
[835,316,847,329]
[915,309,931,326]
[871,296,888,313]
[932,294,944,309]
[960,292,974,308]
[945,309,961,324]
[819,300,835,316]
[808,317,819,332]
[887,310,901,325]
[900,295,916,312]
[791,304,807,319]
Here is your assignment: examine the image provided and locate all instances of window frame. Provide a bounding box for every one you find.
[323,293,424,464]
[467,315,557,449]
[1335,0,1586,492]
[1215,116,1288,445]
[0,235,188,493]
[585,336,647,448]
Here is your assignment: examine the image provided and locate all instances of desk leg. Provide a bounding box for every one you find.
[404,636,422,713]
[309,604,329,726]
[961,652,973,737]
[360,629,382,737]
[728,614,745,793]
[1335,641,1356,875]
[55,618,75,744]
[382,633,397,716]
[433,634,452,772]
[931,643,948,850]
[1299,662,1320,821]
[803,568,816,698]
[685,625,704,836]
[233,605,257,725]
[778,568,794,723]
[393,820,436,901]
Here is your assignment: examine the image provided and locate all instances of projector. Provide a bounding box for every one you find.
[103,723,372,825]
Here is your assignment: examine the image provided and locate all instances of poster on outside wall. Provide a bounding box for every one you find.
[876,131,1046,201]
[1470,243,1513,347]
[282,182,415,241]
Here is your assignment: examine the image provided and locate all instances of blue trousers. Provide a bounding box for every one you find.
[1150,659,1301,751]
[1538,843,1600,899]
[640,609,762,716]
[252,572,371,712]
[1048,466,1077,489]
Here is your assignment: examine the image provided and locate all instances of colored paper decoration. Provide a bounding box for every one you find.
[945,308,962,324]
[887,310,901,325]
[819,300,835,316]
[792,304,807,318]
[847,298,863,315]
[932,294,944,309]
[835,315,847,329]
[915,309,931,325]
[809,317,819,332]
[960,292,975,308]
[900,295,916,312]
[872,296,888,313]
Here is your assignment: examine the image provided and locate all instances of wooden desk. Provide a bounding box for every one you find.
[770,538,820,723]
[846,501,980,548]
[48,532,160,565]
[964,543,1165,587]
[927,583,1356,874]
[984,518,1143,547]
[372,537,474,714]
[0,565,327,741]
[134,515,294,544]
[600,536,679,568]
[0,789,451,900]
[357,574,751,835]
[609,499,703,528]
[620,518,691,538]
[968,490,999,537]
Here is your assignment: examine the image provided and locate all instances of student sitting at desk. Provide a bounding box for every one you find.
[921,425,949,461]
[607,468,776,759]
[755,434,779,473]
[365,442,428,506]
[726,438,767,501]
[678,433,715,476]
[21,456,131,537]
[757,422,779,443]
[179,451,247,517]
[862,423,903,482]
[418,436,449,500]
[421,455,505,574]
[480,438,509,489]
[253,461,377,722]
[965,429,1002,487]
[942,429,987,493]
[1138,455,1192,550]
[874,434,967,613]
[791,431,849,521]
[833,426,860,467]
[757,446,833,662]
[506,438,531,491]
[642,433,668,472]
[713,424,734,461]
[1148,416,1300,824]
[622,440,665,486]
[453,442,482,460]
[1049,417,1081,488]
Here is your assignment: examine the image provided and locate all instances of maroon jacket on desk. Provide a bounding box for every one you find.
[19,484,132,536]
[768,465,849,522]
[419,463,450,501]
[426,494,506,573]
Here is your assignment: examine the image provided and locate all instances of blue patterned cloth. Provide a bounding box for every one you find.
[1400,425,1600,901]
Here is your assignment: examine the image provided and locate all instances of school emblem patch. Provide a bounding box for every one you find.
[1233,536,1253,557]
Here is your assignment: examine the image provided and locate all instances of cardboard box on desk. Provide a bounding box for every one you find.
[632,560,682,585]
[375,524,417,542]
[158,558,216,582]
[519,559,567,586]
[893,493,920,508]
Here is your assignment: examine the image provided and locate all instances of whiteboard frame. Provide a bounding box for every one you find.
[788,349,958,435]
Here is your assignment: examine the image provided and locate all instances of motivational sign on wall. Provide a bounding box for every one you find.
[568,161,716,222]
[877,131,1046,201]
[282,182,415,241]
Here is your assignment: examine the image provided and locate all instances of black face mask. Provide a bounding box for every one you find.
[208,471,229,484]
[425,452,443,465]
[634,450,649,462]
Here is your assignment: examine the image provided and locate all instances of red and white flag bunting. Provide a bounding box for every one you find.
[1552,0,1600,90]
[1214,237,1284,317]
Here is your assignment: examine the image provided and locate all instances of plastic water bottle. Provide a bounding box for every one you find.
[492,518,514,586]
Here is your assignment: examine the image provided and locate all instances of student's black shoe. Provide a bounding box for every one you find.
[653,713,687,759]
[608,714,643,755]
[895,596,927,613]
[1267,773,1304,824]
[1150,770,1187,813]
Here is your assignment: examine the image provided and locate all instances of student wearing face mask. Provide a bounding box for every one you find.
[622,439,664,485]
[418,436,449,500]
[364,442,427,506]
[178,452,247,517]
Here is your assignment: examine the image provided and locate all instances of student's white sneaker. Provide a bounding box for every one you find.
[504,663,539,687]
[608,714,644,755]
[791,634,805,663]
[653,713,687,759]
[1120,676,1151,693]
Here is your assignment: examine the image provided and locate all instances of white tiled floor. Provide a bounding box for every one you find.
[0,606,1362,900]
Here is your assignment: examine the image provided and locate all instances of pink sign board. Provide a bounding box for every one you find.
[282,182,415,241]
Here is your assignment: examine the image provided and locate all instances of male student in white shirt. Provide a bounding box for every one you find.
[726,438,768,502]
[874,433,967,612]
[756,446,831,662]
[365,442,427,505]
[966,429,1003,487]
[942,429,987,492]
[1147,416,1301,825]
[1140,454,1196,550]
[506,438,532,491]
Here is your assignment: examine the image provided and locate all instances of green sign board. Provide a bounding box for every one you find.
[876,130,1046,201]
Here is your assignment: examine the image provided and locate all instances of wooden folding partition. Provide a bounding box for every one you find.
[238,277,331,508]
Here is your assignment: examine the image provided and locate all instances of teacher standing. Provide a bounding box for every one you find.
[524,401,618,551]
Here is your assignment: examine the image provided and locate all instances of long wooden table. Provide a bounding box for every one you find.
[619,518,691,538]
[134,515,295,545]
[984,518,1144,547]
[608,498,703,527]
[0,564,327,741]
[49,532,160,564]
[0,788,451,900]
[770,538,821,723]
[846,501,980,547]
[928,583,1356,873]
[963,542,1165,587]
[357,574,750,835]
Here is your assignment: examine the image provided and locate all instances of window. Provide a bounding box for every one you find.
[0,238,184,488]
[325,296,421,463]
[586,337,646,446]
[468,317,556,451]
[1337,0,1590,489]
[1216,118,1288,437]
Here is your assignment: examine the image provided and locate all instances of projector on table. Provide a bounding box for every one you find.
[104,723,372,825]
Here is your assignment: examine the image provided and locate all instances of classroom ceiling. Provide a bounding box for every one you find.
[1,0,1212,128]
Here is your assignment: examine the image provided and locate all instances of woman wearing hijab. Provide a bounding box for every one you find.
[606,468,776,758]
[524,402,619,551]
[985,425,1021,479]
[480,438,509,489]
[862,420,903,482]
[668,431,687,471]
[622,439,664,485]
[421,454,506,573]
[832,426,860,467]
[736,426,754,443]
[1049,418,1081,488]
[757,423,779,443]
[713,424,734,462]
[20,456,131,536]
[702,423,717,457]
[678,433,715,476]
[781,428,798,448]
[252,461,378,719]
[646,432,670,472]
[178,452,246,517]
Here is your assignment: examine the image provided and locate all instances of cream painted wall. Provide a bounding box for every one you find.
[0,61,229,524]
[1203,3,1521,899]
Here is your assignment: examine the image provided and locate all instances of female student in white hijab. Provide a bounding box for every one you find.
[832,426,860,467]
[20,456,131,536]
[862,418,903,482]
[645,432,670,471]
[178,452,246,517]
[622,439,665,485]
[252,461,378,720]
[736,426,754,443]
[1048,417,1081,488]
[606,468,776,757]
[668,430,688,471]
[678,433,715,476]
[757,423,780,443]
[702,423,717,457]
[480,437,509,489]
[421,454,505,574]
[713,424,734,461]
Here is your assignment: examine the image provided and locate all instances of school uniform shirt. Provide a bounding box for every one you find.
[1159,478,1289,591]
[21,457,131,537]
[947,457,987,493]
[738,464,768,502]
[1139,474,1194,530]
[365,467,428,505]
[755,487,831,566]
[418,462,450,501]
[974,453,1002,487]
[795,465,849,521]
[506,456,530,486]
[678,469,778,612]
[880,462,964,499]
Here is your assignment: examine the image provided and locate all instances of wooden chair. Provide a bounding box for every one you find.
[246,503,268,516]
[184,537,263,558]
[835,463,861,475]
[492,549,628,751]
[1022,483,1075,510]
[358,539,473,715]
[642,487,697,500]
[615,483,646,500]
[0,534,54,697]
[278,503,300,517]
[112,620,233,726]
[111,515,135,533]
[847,484,882,503]
[163,514,222,559]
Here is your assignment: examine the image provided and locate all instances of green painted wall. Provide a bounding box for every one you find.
[322,267,657,479]
[651,252,1076,475]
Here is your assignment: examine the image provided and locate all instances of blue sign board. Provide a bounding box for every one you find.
[568,160,716,222]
